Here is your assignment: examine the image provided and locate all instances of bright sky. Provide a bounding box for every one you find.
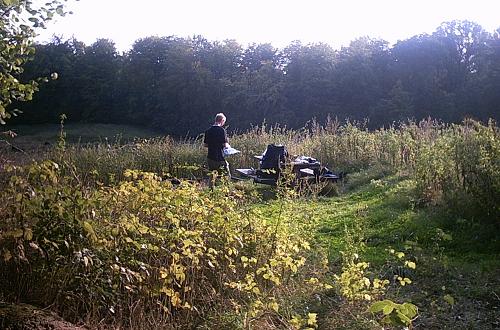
[36,0,500,53]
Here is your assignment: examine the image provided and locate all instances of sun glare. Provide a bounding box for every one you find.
[36,0,500,52]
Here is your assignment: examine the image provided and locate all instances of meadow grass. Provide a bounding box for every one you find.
[3,123,161,148]
[253,166,499,328]
[0,119,498,329]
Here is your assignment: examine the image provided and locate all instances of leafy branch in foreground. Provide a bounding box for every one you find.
[0,0,72,123]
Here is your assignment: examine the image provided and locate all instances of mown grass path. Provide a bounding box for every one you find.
[256,170,499,329]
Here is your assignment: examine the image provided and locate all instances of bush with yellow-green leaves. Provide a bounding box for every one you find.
[0,160,325,328]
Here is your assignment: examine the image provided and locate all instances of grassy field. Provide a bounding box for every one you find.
[1,123,163,175]
[3,123,161,147]
[0,122,498,329]
[266,168,500,328]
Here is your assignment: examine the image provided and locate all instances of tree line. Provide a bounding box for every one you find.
[9,20,500,136]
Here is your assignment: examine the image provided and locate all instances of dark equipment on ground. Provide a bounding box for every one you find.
[235,144,341,186]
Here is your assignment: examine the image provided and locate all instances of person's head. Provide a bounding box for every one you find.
[214,113,226,126]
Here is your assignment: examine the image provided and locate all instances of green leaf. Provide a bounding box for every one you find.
[369,300,392,313]
[405,261,416,269]
[307,313,317,326]
[380,315,393,325]
[443,294,455,305]
[400,303,418,318]
[23,228,33,241]
[82,221,98,242]
[395,310,412,325]
[442,233,453,241]
[12,229,24,238]
[3,250,12,262]
[382,304,395,315]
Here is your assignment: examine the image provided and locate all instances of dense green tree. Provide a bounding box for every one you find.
[196,39,242,79]
[8,21,500,135]
[476,27,500,120]
[221,43,286,126]
[334,37,394,123]
[392,33,458,120]
[281,41,337,126]
[76,39,120,122]
[242,43,280,72]
[122,36,185,127]
[370,80,415,125]
[434,20,489,76]
[17,37,84,123]
[224,56,286,126]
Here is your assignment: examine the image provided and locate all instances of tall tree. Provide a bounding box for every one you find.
[76,39,120,122]
[475,27,500,120]
[9,21,499,133]
[433,20,490,119]
[434,20,489,76]
[334,37,393,122]
[392,33,457,120]
[241,43,280,72]
[282,41,337,126]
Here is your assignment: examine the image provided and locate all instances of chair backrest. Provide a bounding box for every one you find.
[260,144,288,170]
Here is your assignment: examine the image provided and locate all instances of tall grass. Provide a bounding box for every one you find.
[4,118,498,218]
[51,119,489,169]
[413,119,499,219]
[1,118,498,328]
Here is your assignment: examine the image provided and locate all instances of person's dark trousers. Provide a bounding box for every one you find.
[207,158,230,188]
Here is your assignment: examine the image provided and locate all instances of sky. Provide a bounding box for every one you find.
[36,0,500,53]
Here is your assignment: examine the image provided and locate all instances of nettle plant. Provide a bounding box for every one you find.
[335,252,390,302]
[413,119,499,218]
[368,249,419,328]
[369,299,418,329]
[332,236,419,329]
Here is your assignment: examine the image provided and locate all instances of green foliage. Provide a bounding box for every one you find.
[414,119,499,220]
[369,299,418,327]
[1,119,498,328]
[289,312,319,330]
[0,161,322,326]
[335,256,389,302]
[0,0,70,123]
[8,20,500,131]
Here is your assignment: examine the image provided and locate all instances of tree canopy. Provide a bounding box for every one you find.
[6,19,500,134]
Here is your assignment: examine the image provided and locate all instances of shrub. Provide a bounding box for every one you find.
[414,119,499,220]
[0,161,321,327]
